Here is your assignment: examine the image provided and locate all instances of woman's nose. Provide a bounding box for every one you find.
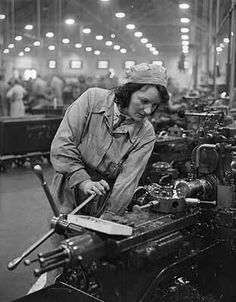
[143,105,152,115]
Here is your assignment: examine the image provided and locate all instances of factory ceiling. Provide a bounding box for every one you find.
[0,0,232,59]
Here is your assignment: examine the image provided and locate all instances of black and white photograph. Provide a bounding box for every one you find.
[0,1,236,301]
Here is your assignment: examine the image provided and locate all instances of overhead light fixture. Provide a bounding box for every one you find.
[223,37,229,43]
[114,45,120,50]
[48,45,55,51]
[152,50,159,55]
[3,49,9,54]
[33,41,40,46]
[182,46,189,51]
[181,34,189,40]
[85,46,92,52]
[62,38,70,44]
[182,49,189,53]
[140,38,148,44]
[25,24,33,30]
[0,14,5,20]
[8,44,14,48]
[105,41,113,46]
[134,31,143,37]
[82,28,91,34]
[181,27,189,33]
[65,18,75,25]
[94,50,101,55]
[19,52,24,56]
[115,12,125,18]
[46,32,54,38]
[216,46,223,52]
[100,0,110,2]
[15,35,22,41]
[24,47,31,52]
[146,43,152,48]
[150,47,156,52]
[111,34,115,38]
[126,24,135,30]
[75,43,82,48]
[96,35,103,40]
[179,3,190,9]
[120,48,127,53]
[180,18,190,23]
[182,40,189,46]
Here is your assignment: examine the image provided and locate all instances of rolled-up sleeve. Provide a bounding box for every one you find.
[50,89,93,188]
[105,130,156,215]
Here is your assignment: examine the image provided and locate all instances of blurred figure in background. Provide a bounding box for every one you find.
[50,75,65,106]
[31,74,51,108]
[0,74,8,116]
[6,78,26,117]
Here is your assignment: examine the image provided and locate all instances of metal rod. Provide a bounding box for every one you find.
[70,194,96,215]
[7,229,55,270]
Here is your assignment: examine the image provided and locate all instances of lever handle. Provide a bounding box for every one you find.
[33,165,59,217]
[7,228,55,270]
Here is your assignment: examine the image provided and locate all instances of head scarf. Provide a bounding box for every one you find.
[126,63,168,88]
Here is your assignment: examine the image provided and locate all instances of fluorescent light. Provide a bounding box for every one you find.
[25,24,33,30]
[223,37,229,43]
[105,41,113,46]
[96,35,103,40]
[152,50,159,55]
[3,49,9,54]
[181,34,189,40]
[85,46,92,52]
[24,47,31,52]
[19,52,24,56]
[126,24,135,30]
[181,27,189,33]
[134,31,143,37]
[46,32,54,38]
[111,34,115,38]
[182,40,190,46]
[82,28,91,34]
[115,12,125,18]
[120,48,127,53]
[114,45,120,50]
[62,38,70,44]
[94,50,101,55]
[65,18,75,25]
[48,45,55,51]
[141,38,148,44]
[179,3,190,9]
[15,36,22,41]
[8,44,14,48]
[33,41,40,46]
[0,14,5,20]
[180,18,190,23]
[75,43,82,48]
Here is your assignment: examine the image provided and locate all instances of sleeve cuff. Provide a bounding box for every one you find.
[68,169,91,188]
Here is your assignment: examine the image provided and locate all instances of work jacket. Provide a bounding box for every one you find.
[50,87,156,216]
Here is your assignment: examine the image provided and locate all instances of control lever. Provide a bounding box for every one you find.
[7,229,55,270]
[34,165,60,217]
[8,165,96,270]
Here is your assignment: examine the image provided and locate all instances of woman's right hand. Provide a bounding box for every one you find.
[79,179,110,196]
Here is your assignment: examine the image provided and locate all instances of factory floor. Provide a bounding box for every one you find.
[0,163,54,302]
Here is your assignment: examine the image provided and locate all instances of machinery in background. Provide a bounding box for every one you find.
[0,115,62,172]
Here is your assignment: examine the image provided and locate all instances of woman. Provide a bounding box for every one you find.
[50,63,169,220]
[6,79,26,117]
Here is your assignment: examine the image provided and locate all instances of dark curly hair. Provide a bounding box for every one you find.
[113,82,169,109]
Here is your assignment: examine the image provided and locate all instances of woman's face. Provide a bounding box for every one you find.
[126,85,161,121]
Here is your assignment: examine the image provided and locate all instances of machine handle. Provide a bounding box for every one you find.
[7,229,55,270]
[33,165,60,217]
